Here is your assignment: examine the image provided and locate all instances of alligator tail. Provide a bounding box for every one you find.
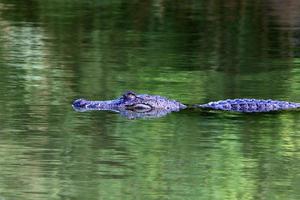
[196,99,300,113]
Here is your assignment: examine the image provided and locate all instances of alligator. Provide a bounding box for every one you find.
[72,91,300,119]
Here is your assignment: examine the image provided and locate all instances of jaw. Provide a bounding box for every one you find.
[72,99,124,111]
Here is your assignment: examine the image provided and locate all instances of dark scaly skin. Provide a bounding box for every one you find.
[198,99,300,112]
[72,91,300,116]
[72,91,186,113]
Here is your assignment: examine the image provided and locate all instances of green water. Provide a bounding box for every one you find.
[0,0,300,199]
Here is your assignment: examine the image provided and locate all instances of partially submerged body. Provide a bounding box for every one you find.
[198,98,300,112]
[72,91,300,118]
[72,91,186,119]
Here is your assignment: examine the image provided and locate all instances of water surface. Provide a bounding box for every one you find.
[0,0,300,199]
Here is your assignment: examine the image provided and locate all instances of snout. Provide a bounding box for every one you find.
[72,99,88,108]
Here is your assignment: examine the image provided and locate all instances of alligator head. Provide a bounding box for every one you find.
[72,91,187,118]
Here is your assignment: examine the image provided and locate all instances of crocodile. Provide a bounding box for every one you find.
[72,91,300,119]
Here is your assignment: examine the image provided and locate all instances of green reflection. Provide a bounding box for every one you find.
[0,0,300,200]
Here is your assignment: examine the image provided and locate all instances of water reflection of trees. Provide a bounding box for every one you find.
[0,0,300,199]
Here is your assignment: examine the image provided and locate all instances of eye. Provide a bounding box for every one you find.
[123,91,136,100]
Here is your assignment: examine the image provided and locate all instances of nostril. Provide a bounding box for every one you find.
[72,99,87,107]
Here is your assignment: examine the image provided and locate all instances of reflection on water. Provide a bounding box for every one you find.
[73,106,177,119]
[0,0,300,199]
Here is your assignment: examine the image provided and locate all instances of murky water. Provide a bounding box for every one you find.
[0,0,300,199]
